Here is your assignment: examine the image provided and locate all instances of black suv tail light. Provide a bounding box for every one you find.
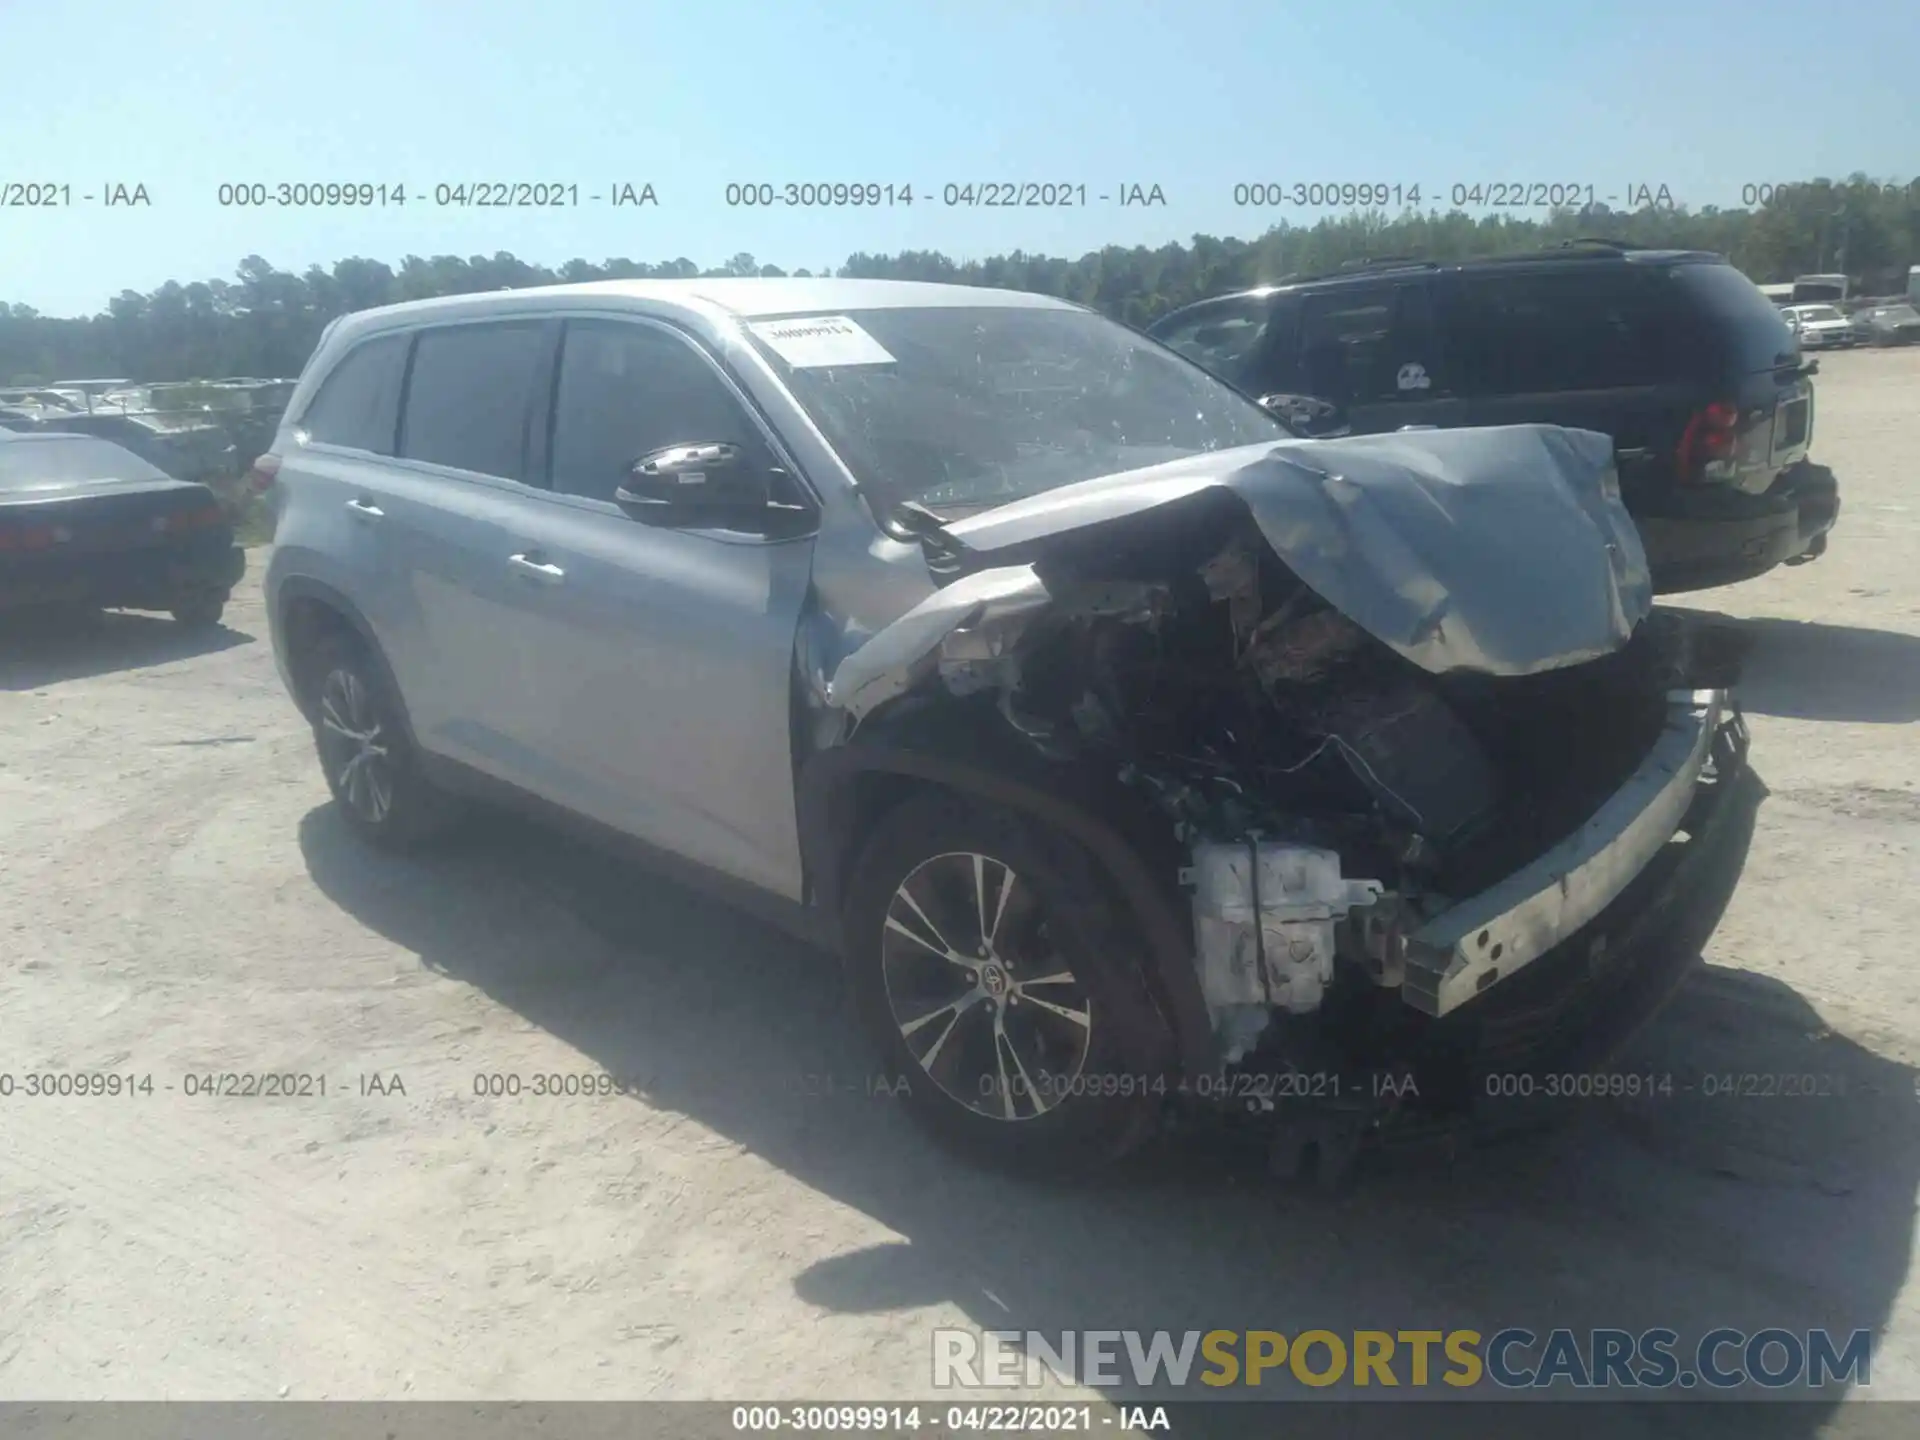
[1676,402,1739,483]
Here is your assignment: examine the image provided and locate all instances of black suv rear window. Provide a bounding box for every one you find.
[1666,262,1798,375]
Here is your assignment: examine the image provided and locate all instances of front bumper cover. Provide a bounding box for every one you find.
[1403,689,1735,1018]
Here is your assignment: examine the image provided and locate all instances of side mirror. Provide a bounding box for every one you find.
[1259,393,1349,438]
[613,442,772,519]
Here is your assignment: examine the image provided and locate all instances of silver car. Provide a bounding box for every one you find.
[1783,303,1856,350]
[262,279,1760,1178]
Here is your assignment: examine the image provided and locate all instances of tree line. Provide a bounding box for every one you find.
[4,173,1915,384]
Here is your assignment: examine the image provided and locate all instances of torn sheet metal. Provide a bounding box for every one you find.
[941,424,1652,678]
[825,564,1051,720]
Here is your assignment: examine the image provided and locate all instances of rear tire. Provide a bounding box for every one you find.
[170,592,228,629]
[842,790,1174,1174]
[307,630,456,849]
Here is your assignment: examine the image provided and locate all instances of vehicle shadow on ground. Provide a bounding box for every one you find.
[0,607,251,690]
[299,806,1916,1440]
[1706,614,1920,724]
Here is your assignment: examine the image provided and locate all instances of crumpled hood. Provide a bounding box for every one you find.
[828,423,1652,716]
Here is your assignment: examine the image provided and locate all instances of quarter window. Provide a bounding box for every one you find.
[301,333,409,453]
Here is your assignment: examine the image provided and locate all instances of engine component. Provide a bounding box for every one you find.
[1184,840,1383,1062]
[1354,896,1412,988]
[1311,681,1500,844]
[1245,607,1366,687]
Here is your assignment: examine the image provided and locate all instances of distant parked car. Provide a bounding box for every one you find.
[1851,302,1920,347]
[18,410,238,486]
[1782,304,1856,350]
[0,431,244,626]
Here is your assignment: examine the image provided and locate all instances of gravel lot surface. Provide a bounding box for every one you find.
[2,350,1916,1428]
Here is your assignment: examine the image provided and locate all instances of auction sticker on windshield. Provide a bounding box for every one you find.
[747,315,897,368]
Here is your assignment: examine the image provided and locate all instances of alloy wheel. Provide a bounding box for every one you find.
[879,851,1093,1121]
[317,666,394,825]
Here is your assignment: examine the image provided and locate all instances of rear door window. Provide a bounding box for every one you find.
[1149,296,1273,383]
[300,333,411,453]
[399,322,554,481]
[1293,282,1437,404]
[1439,267,1678,395]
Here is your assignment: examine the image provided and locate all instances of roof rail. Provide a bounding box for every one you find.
[1334,255,1436,271]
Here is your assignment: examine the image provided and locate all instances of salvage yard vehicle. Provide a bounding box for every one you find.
[1783,303,1856,350]
[15,407,240,488]
[1851,301,1920,347]
[1147,243,1839,594]
[261,279,1761,1178]
[0,431,244,627]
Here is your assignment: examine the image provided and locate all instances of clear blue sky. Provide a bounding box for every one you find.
[2,0,1914,316]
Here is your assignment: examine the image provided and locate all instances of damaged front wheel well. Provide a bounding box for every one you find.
[796,726,1218,1075]
[819,770,938,927]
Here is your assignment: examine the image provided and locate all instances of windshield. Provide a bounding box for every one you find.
[1794,306,1844,323]
[743,305,1289,517]
[0,437,167,489]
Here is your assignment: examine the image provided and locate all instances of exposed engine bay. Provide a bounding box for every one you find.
[913,509,1700,1060]
[823,427,1749,1118]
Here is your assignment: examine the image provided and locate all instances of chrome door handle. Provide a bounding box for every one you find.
[508,553,565,584]
[345,498,384,520]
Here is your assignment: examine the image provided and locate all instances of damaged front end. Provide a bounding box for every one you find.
[824,426,1760,1150]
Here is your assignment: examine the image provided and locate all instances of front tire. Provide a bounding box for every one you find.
[307,630,455,849]
[843,791,1174,1173]
[170,592,228,629]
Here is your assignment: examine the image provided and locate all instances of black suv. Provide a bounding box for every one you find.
[1147,244,1840,593]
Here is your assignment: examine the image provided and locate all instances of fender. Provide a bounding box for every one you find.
[270,573,423,753]
[796,698,1218,1075]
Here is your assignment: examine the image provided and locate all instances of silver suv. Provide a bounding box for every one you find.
[263,279,1761,1178]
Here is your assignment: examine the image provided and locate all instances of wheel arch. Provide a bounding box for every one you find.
[272,575,421,751]
[797,702,1217,1076]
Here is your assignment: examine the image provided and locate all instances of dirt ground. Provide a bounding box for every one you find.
[2,350,1917,1426]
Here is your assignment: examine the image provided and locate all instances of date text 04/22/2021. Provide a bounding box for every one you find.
[722,182,1168,208]
[1229,181,1679,209]
[209,182,659,208]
